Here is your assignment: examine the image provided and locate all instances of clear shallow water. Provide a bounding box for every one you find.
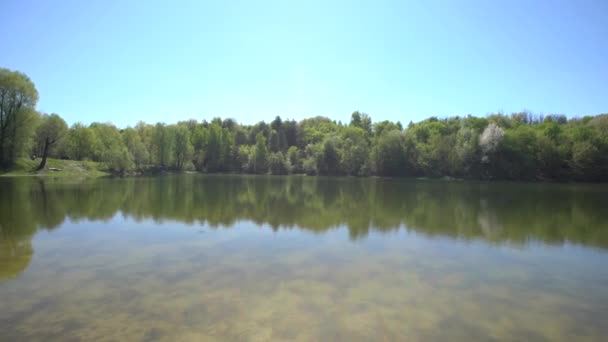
[1,175,608,341]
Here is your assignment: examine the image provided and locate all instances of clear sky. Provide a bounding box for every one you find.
[1,0,607,127]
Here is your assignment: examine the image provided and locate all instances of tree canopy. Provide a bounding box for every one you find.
[1,68,607,181]
[34,113,68,170]
[0,68,39,167]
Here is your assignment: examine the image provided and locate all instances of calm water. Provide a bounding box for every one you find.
[1,175,608,341]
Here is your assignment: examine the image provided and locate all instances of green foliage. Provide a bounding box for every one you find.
[0,68,39,167]
[33,113,68,170]
[122,127,148,168]
[237,145,252,173]
[252,132,269,174]
[302,156,318,176]
[34,113,67,151]
[172,125,193,170]
[350,111,372,136]
[571,141,602,180]
[106,146,134,174]
[17,110,608,181]
[204,123,223,171]
[287,146,302,173]
[3,68,608,181]
[498,125,540,180]
[340,127,368,176]
[89,123,122,162]
[372,130,407,177]
[317,137,341,175]
[269,152,291,175]
[66,123,96,161]
[151,123,174,167]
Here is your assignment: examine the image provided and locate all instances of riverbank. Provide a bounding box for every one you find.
[0,158,109,178]
[1,158,601,183]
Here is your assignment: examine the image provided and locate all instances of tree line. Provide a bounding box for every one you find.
[1,67,607,181]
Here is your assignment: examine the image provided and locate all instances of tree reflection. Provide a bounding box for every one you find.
[0,236,33,280]
[1,176,607,253]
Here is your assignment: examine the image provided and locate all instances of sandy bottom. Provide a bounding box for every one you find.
[1,219,608,342]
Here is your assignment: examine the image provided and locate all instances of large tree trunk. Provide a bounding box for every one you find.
[36,137,50,171]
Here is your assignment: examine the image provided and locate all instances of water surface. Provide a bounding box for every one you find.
[1,175,608,341]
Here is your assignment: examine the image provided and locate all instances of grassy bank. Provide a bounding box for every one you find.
[0,158,109,178]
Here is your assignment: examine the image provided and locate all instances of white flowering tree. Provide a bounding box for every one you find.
[479,123,504,163]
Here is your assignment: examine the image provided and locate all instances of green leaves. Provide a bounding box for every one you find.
[2,65,607,181]
[0,68,40,167]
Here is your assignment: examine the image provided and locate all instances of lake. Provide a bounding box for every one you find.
[1,175,608,341]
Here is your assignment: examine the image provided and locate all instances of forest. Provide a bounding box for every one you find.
[1,67,607,181]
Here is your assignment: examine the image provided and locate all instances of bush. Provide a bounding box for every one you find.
[269,152,291,175]
[106,146,134,174]
[302,156,317,175]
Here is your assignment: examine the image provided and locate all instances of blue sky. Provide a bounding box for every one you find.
[1,0,607,127]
